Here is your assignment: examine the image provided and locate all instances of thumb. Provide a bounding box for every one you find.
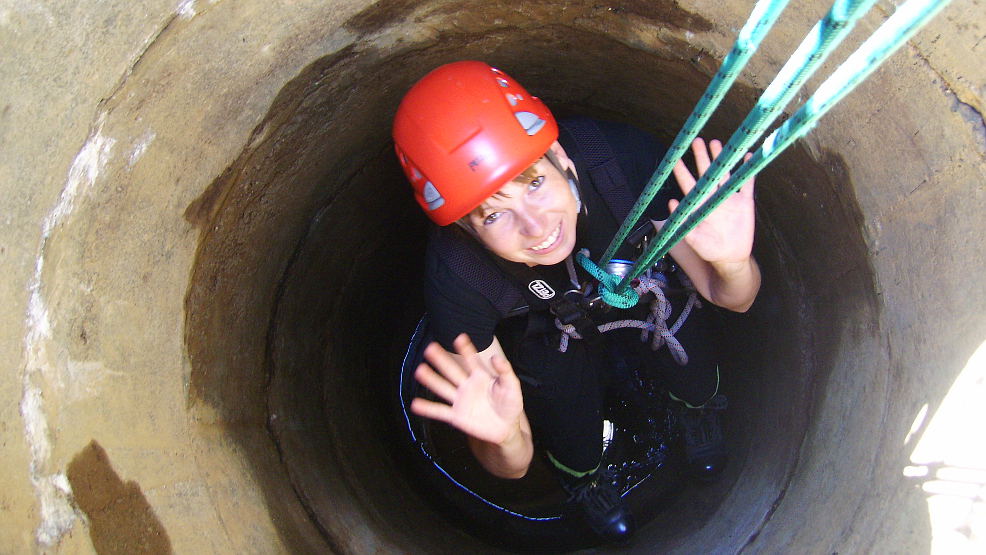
[490,355,515,378]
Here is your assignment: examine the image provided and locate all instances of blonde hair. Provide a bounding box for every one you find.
[454,158,543,232]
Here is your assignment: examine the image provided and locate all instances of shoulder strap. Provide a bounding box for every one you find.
[430,227,529,318]
[487,255,603,344]
[558,117,637,222]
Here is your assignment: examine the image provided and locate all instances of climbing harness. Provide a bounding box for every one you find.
[553,255,701,364]
[553,249,700,363]
[584,0,953,306]
[433,115,703,361]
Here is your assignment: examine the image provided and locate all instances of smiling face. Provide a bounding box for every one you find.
[463,142,580,266]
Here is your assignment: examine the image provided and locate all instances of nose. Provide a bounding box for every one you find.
[515,203,546,237]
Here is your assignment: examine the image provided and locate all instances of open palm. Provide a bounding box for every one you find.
[410,335,524,445]
[670,138,756,266]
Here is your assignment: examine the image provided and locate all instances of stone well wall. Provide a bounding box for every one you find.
[2,0,983,552]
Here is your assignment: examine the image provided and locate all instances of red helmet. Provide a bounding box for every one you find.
[393,61,558,226]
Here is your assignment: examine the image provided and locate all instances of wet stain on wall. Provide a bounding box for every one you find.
[66,440,172,555]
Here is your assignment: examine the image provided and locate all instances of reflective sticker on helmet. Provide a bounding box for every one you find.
[506,93,518,106]
[528,279,555,300]
[422,182,445,211]
[514,111,546,136]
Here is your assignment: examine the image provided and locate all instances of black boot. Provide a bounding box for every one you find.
[678,394,728,481]
[562,471,635,543]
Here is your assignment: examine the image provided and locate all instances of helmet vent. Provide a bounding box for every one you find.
[422,181,445,211]
[514,111,546,136]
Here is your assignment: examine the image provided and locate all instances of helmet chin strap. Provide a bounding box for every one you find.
[545,149,586,215]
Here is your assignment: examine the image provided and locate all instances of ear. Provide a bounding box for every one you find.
[547,141,579,181]
[547,141,585,215]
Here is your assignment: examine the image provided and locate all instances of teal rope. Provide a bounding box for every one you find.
[575,251,639,308]
[583,0,950,306]
[615,0,878,293]
[653,0,953,260]
[596,0,791,268]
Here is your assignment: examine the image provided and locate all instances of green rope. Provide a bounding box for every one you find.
[576,251,639,308]
[655,0,953,256]
[618,0,878,288]
[597,0,791,267]
[582,0,952,305]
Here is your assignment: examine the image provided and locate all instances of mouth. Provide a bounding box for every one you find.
[529,223,562,254]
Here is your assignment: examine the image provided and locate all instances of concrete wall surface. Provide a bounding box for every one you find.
[1,0,983,553]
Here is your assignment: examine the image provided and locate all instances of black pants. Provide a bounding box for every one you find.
[499,300,722,477]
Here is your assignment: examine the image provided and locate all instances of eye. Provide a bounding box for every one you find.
[529,175,546,190]
[483,211,503,226]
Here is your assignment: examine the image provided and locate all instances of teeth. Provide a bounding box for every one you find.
[532,225,560,251]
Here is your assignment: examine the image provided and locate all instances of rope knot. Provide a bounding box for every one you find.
[575,252,639,309]
[555,253,697,366]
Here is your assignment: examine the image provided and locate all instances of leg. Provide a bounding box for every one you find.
[509,333,605,478]
[640,302,728,481]
[504,327,633,542]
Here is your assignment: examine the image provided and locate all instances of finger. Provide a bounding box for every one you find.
[410,397,454,423]
[415,363,458,402]
[423,342,468,384]
[490,356,522,397]
[452,333,479,358]
[692,137,711,174]
[668,199,680,214]
[672,159,696,195]
[708,138,723,160]
[490,354,515,378]
[453,333,498,378]
[706,139,730,188]
[735,152,756,197]
[738,172,756,197]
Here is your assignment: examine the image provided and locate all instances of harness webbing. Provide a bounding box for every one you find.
[586,0,952,306]
[554,273,701,364]
[558,118,638,222]
[431,227,528,318]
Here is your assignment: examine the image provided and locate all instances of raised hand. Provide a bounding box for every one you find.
[670,138,756,266]
[410,334,525,446]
